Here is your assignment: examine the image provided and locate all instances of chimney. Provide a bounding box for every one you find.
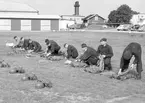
[74,1,80,15]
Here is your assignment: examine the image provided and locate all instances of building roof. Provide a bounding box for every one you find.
[0,14,61,20]
[61,15,85,17]
[0,1,38,13]
[82,14,105,20]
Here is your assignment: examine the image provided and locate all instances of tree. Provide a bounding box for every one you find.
[117,4,132,23]
[132,11,139,15]
[108,10,119,27]
[107,4,139,26]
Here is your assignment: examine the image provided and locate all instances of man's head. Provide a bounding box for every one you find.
[123,50,132,60]
[100,38,107,46]
[29,39,32,43]
[81,43,87,52]
[13,36,18,41]
[64,43,69,49]
[20,37,24,41]
[45,39,49,45]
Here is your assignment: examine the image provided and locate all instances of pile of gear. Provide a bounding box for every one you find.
[2,63,53,89]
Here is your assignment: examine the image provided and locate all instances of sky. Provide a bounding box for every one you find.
[4,0,145,19]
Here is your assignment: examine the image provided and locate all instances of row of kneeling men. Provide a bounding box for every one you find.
[13,36,143,80]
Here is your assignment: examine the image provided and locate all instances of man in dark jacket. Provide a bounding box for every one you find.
[97,38,113,70]
[20,37,30,50]
[64,43,78,59]
[45,39,61,56]
[78,43,99,66]
[28,39,42,53]
[119,42,142,79]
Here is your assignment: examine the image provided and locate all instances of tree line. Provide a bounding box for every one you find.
[107,4,139,27]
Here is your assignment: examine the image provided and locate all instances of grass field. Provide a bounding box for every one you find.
[0,31,145,103]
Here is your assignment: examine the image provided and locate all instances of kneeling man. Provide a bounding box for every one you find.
[118,42,142,79]
[28,39,42,53]
[97,38,113,71]
[77,43,99,66]
[45,39,61,56]
[64,43,78,59]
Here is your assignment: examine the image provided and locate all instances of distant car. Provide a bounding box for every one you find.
[117,24,132,31]
[102,25,108,28]
[68,24,82,29]
[131,24,140,31]
[117,25,124,31]
[138,25,145,32]
[123,24,132,31]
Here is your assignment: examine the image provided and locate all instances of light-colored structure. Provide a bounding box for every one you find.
[130,14,145,25]
[61,15,84,24]
[0,1,61,31]
[0,15,60,31]
[59,19,75,30]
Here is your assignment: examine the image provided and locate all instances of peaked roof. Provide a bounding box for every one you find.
[0,1,38,13]
[83,14,105,20]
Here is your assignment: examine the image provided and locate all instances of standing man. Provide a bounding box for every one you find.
[28,39,42,53]
[64,43,78,59]
[118,42,142,79]
[45,39,61,56]
[77,43,99,66]
[97,38,113,71]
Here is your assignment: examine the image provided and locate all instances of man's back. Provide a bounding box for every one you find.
[49,40,60,50]
[80,46,99,61]
[124,42,141,55]
[68,45,78,53]
[22,39,30,50]
[67,45,78,58]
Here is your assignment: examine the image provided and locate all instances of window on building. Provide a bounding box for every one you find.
[95,16,98,21]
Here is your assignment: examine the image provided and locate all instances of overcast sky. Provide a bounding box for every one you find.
[4,0,145,19]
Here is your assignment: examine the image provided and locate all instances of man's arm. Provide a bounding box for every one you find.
[66,47,72,59]
[117,56,125,75]
[120,56,124,71]
[24,41,30,50]
[96,46,101,55]
[50,44,55,53]
[79,51,90,61]
[33,43,38,52]
[14,44,20,48]
[105,46,113,58]
[46,46,51,53]
[134,53,142,72]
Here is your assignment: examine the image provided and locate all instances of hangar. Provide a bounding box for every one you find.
[0,1,60,31]
[0,15,60,31]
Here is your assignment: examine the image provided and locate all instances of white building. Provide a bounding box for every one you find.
[130,14,145,25]
[59,19,75,30]
[61,15,85,24]
[59,15,84,30]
